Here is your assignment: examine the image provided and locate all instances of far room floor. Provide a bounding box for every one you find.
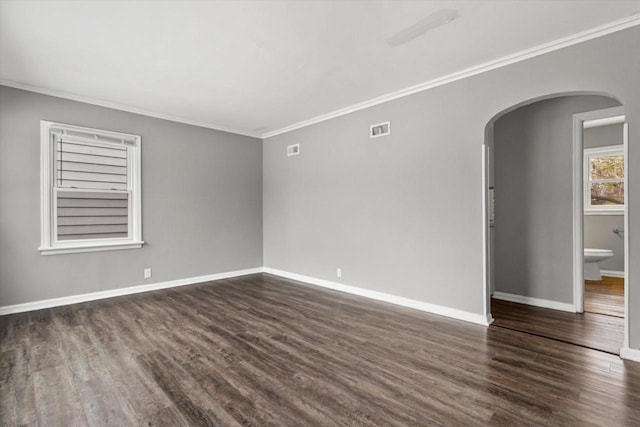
[491,276,624,355]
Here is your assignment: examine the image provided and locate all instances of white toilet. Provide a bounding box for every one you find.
[584,248,614,280]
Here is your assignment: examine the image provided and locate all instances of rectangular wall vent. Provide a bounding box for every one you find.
[287,144,300,156]
[370,121,391,138]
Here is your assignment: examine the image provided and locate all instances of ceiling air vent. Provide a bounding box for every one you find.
[370,121,391,139]
[287,144,300,156]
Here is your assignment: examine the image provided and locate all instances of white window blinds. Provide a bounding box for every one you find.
[56,191,129,240]
[56,137,128,190]
[50,128,136,242]
[40,121,142,254]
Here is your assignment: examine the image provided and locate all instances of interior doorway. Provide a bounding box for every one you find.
[483,95,629,356]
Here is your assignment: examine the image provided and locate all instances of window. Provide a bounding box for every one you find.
[583,145,624,215]
[40,121,143,254]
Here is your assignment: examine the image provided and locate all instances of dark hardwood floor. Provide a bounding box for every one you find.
[491,276,625,355]
[491,299,624,355]
[585,276,624,317]
[2,273,639,426]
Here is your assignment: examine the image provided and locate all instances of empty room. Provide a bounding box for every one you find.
[1,1,639,425]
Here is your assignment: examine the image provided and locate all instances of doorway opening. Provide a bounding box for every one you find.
[483,94,629,356]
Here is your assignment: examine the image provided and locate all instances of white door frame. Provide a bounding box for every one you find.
[482,143,494,325]
[572,106,628,353]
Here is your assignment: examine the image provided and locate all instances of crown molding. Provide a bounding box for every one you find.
[2,14,638,141]
[0,79,262,139]
[262,14,640,139]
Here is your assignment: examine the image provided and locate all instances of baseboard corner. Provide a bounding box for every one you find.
[485,314,495,326]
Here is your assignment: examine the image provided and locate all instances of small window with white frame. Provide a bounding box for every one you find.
[584,144,624,214]
[39,121,143,254]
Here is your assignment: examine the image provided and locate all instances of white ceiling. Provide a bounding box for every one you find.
[1,1,639,138]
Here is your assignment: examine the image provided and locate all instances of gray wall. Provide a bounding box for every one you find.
[1,28,639,351]
[584,123,624,149]
[583,123,625,272]
[263,27,640,349]
[0,86,263,306]
[492,96,619,302]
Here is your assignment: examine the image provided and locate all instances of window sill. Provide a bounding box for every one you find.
[39,241,145,255]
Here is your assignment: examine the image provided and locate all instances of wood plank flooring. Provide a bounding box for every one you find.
[585,276,624,317]
[491,299,624,355]
[2,273,639,426]
[491,276,625,355]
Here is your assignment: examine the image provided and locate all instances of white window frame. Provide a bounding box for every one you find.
[583,144,624,215]
[39,121,144,255]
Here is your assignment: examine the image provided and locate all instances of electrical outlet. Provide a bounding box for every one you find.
[144,268,152,279]
[337,268,342,278]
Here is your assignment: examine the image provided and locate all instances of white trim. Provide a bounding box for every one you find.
[572,114,586,312]
[583,115,625,129]
[1,15,637,141]
[0,80,261,139]
[0,267,263,316]
[262,15,640,139]
[620,347,640,363]
[482,145,493,325]
[493,292,576,313]
[40,120,143,254]
[40,121,53,251]
[132,123,142,244]
[3,265,637,359]
[49,121,141,142]
[584,210,624,216]
[39,241,144,255]
[572,106,626,314]
[263,268,492,326]
[600,269,625,278]
[623,121,630,354]
[572,107,628,353]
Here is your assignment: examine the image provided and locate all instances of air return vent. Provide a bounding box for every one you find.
[287,144,300,156]
[370,121,391,138]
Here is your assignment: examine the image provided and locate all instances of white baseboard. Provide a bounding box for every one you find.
[620,347,640,362]
[493,291,576,313]
[0,267,263,316]
[3,265,633,359]
[600,269,625,278]
[263,267,492,326]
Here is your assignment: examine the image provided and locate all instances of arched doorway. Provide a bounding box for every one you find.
[483,93,629,355]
